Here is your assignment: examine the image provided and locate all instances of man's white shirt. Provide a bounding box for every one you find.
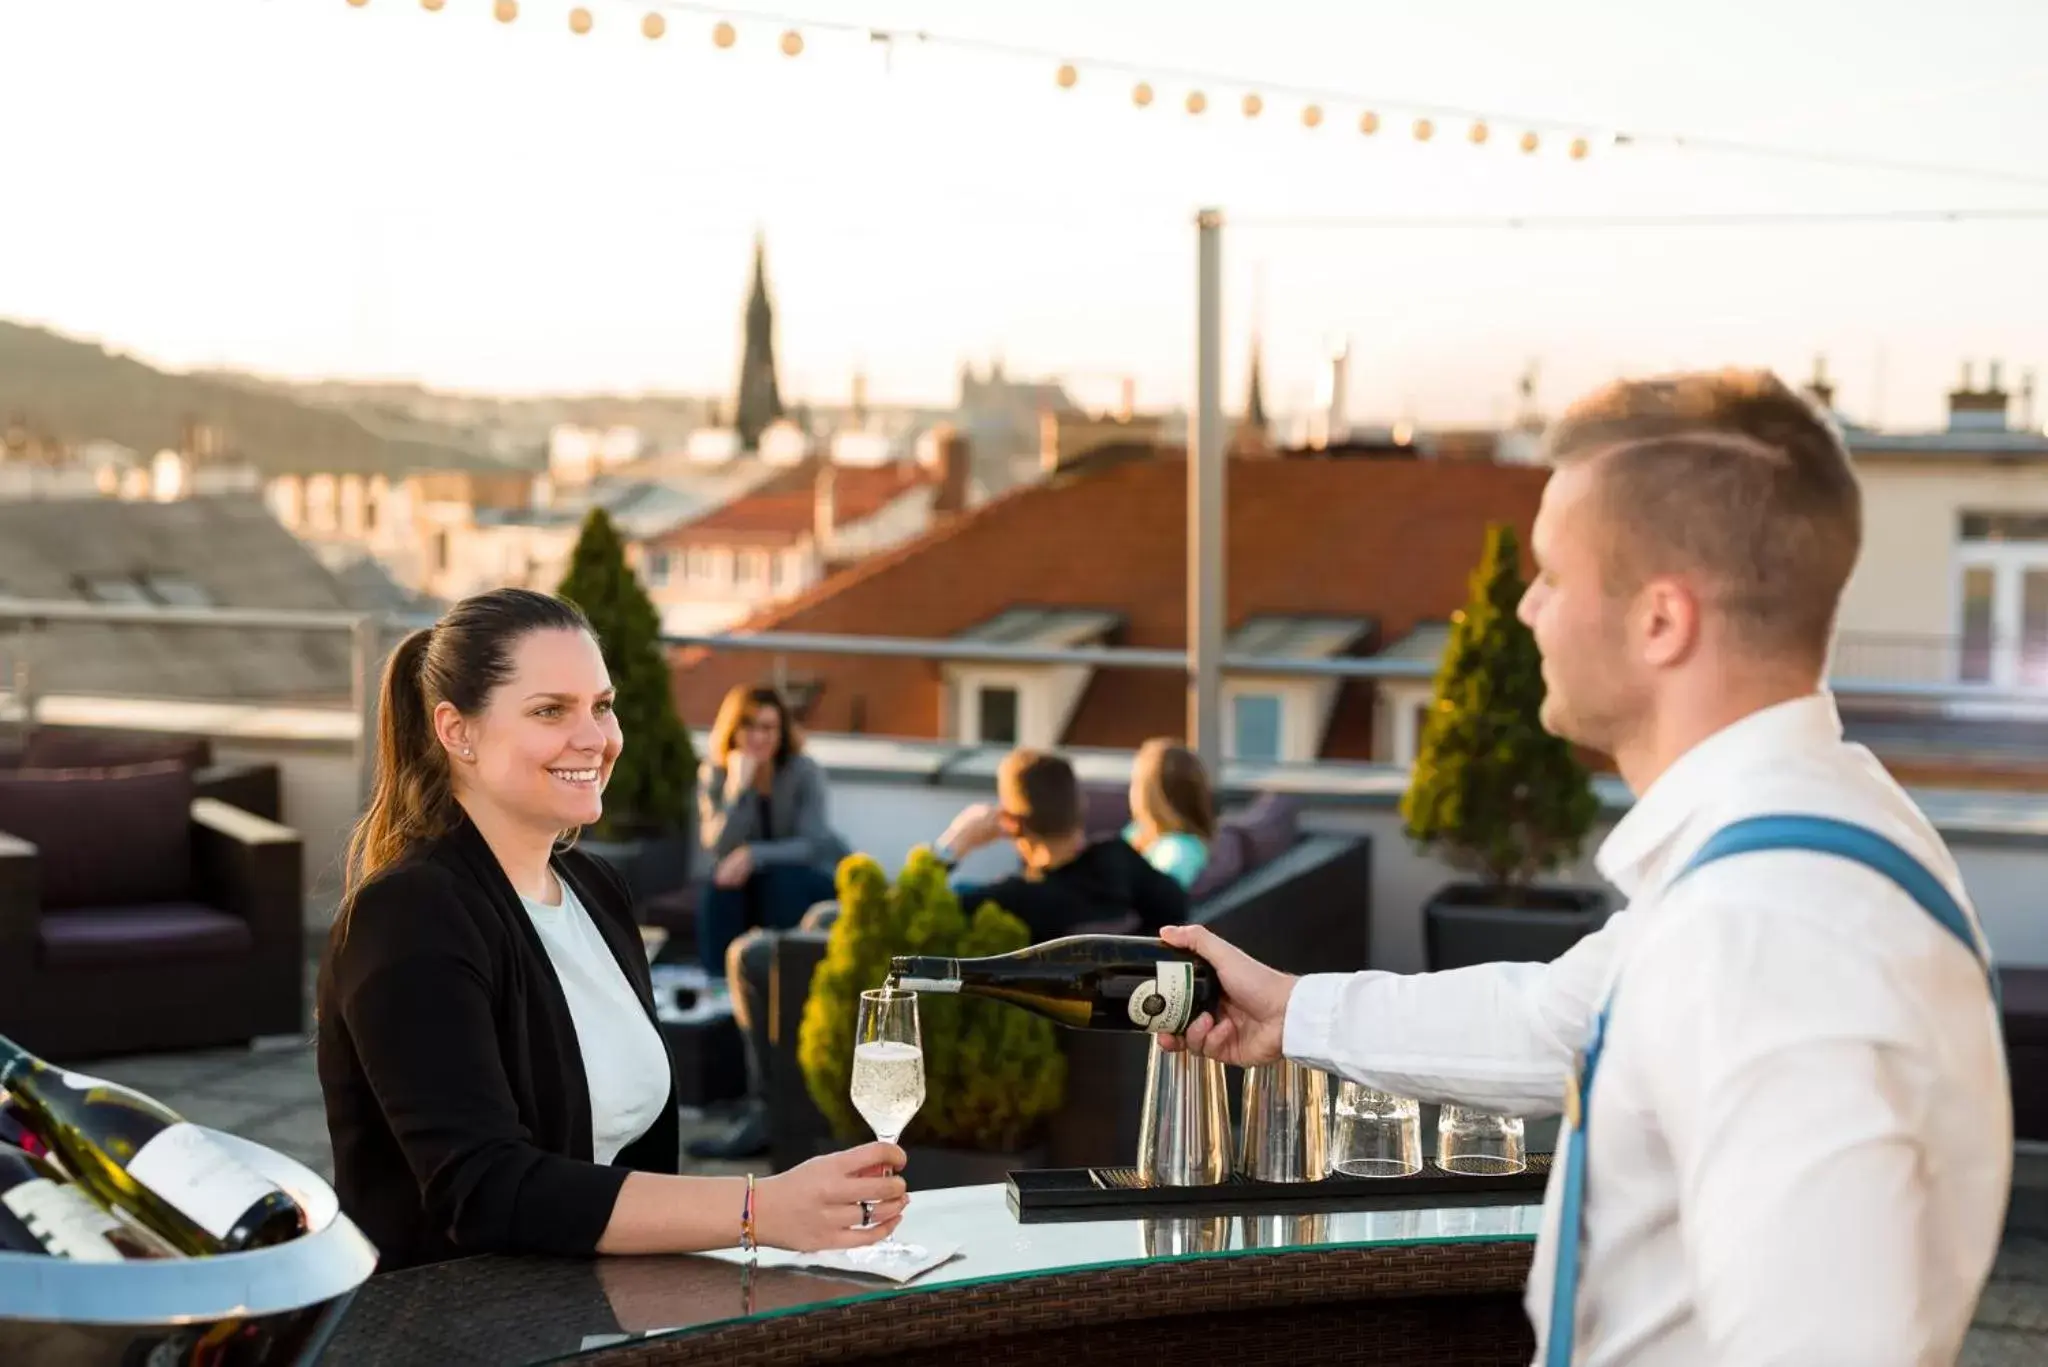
[1284,693,2010,1365]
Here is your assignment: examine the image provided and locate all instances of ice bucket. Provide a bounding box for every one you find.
[0,1127,377,1366]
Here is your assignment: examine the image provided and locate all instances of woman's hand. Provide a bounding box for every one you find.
[713,845,755,889]
[754,1141,909,1251]
[726,752,760,796]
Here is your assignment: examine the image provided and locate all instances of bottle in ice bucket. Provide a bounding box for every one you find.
[0,1033,307,1255]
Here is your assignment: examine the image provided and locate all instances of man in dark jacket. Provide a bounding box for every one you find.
[936,748,1188,940]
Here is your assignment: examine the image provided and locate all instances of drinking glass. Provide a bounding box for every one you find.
[1328,1083,1422,1177]
[1436,1104,1525,1176]
[844,988,927,1269]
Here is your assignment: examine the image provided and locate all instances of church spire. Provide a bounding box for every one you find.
[1244,333,1269,434]
[734,231,785,451]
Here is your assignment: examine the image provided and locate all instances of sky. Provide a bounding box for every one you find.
[2,0,2046,428]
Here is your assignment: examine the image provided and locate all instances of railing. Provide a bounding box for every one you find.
[6,601,2048,806]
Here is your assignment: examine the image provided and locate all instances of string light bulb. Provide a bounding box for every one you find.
[1301,103,1323,129]
[712,20,736,47]
[346,0,368,8]
[1132,81,1154,108]
[568,7,592,34]
[1055,63,1078,89]
[641,11,664,38]
[420,0,444,10]
[1469,120,1489,145]
[779,29,803,56]
[1570,136,1590,160]
[1242,92,1263,118]
[1185,90,1207,115]
[1359,110,1380,135]
[1413,117,1435,141]
[493,0,516,21]
[1520,131,1540,154]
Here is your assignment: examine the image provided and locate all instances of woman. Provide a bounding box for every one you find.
[1123,738,1215,890]
[696,684,846,975]
[316,588,904,1273]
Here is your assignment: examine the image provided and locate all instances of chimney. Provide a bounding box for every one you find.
[1948,356,2012,433]
[851,370,870,426]
[932,425,971,515]
[813,462,837,551]
[2023,370,2039,432]
[1118,376,1136,422]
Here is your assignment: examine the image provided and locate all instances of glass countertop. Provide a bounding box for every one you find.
[548,1181,1542,1363]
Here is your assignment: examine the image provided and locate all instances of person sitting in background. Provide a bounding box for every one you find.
[937,748,1188,941]
[696,685,847,977]
[1123,738,1214,891]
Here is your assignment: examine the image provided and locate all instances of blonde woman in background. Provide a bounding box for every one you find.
[1124,738,1215,890]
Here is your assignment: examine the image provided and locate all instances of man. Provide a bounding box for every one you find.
[1164,370,2010,1364]
[937,748,1188,941]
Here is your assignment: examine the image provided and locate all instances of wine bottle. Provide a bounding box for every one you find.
[889,934,1222,1033]
[1,1141,178,1261]
[0,1034,307,1256]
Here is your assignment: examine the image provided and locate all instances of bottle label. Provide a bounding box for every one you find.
[3,1179,128,1261]
[125,1122,277,1242]
[1127,962,1196,1033]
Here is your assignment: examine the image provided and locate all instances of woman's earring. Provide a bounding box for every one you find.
[461,748,473,760]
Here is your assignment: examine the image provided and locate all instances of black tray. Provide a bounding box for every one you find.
[1005,1155,1552,1223]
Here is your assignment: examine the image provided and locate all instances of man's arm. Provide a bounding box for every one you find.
[1281,911,1626,1117]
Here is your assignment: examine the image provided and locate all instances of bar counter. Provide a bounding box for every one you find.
[320,1184,1543,1367]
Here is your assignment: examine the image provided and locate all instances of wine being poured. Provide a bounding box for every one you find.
[888,934,1221,1034]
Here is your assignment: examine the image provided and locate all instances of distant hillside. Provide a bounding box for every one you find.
[0,320,507,477]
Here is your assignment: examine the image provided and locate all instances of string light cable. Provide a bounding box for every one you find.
[350,0,2048,193]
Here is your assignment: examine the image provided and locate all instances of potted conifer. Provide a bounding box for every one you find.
[556,507,699,910]
[1401,522,1607,971]
[798,849,1066,1187]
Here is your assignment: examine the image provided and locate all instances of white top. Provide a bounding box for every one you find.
[519,877,672,1167]
[1286,693,2011,1366]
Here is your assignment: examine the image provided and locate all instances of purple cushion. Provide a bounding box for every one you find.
[21,729,211,772]
[0,761,194,910]
[40,903,251,967]
[1187,824,1249,901]
[1081,785,1132,840]
[1226,792,1301,869]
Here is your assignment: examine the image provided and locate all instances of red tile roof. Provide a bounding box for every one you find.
[670,452,1549,759]
[652,459,930,547]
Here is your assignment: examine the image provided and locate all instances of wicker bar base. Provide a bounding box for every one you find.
[600,1240,1536,1367]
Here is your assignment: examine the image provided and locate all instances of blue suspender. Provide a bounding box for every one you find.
[1541,814,2000,1367]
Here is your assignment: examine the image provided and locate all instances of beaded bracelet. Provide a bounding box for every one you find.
[739,1172,758,1256]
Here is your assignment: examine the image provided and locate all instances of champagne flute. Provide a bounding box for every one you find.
[844,987,927,1269]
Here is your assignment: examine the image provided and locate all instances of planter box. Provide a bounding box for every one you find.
[1424,882,1611,972]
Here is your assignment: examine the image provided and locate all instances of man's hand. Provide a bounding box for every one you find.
[937,803,1003,860]
[1156,924,1297,1068]
[713,845,754,889]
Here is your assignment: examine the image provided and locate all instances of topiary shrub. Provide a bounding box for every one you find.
[1400,521,1599,891]
[554,506,696,841]
[797,848,1067,1153]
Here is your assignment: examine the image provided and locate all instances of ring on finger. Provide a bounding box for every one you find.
[859,1199,875,1228]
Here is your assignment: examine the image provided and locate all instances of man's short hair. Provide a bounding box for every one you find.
[1544,368,1862,666]
[996,749,1082,840]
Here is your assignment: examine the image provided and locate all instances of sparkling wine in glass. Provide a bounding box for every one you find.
[845,987,927,1269]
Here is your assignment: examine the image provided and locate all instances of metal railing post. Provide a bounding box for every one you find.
[350,615,386,810]
[1189,206,1227,778]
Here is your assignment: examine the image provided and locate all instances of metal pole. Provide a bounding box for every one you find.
[350,615,384,810]
[1189,207,1226,778]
